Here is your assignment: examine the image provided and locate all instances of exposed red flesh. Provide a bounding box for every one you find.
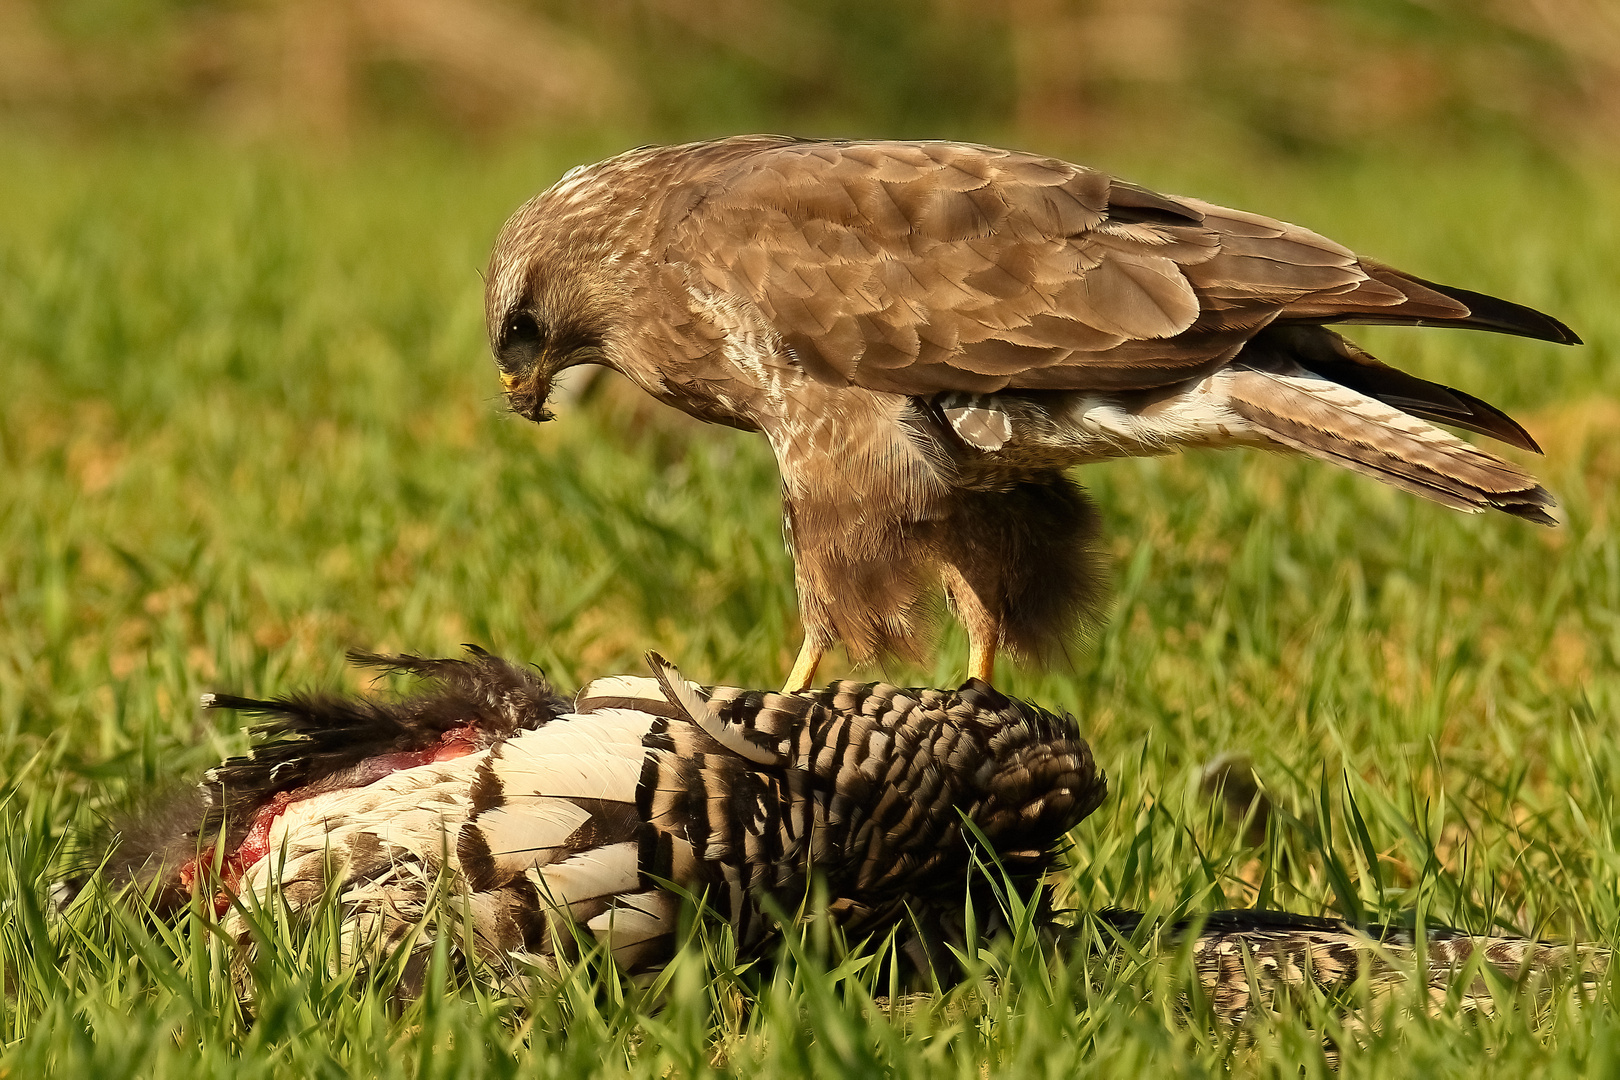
[179,723,480,914]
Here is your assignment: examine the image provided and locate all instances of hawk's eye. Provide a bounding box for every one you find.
[497,311,546,372]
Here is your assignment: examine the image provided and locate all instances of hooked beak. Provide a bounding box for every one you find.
[500,370,554,423]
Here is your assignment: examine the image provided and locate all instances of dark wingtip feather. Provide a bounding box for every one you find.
[1405,275,1582,345]
[1347,379,1544,455]
[1499,496,1559,527]
[1323,265,1582,345]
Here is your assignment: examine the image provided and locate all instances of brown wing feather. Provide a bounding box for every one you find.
[664,139,1572,397]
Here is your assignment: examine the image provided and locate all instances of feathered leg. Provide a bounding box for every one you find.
[931,474,1109,681]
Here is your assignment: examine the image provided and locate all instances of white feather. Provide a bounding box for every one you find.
[471,798,593,871]
[260,766,481,864]
[507,711,655,757]
[576,674,666,708]
[1058,372,1261,458]
[490,743,644,803]
[531,841,641,906]
[587,892,676,946]
[648,652,776,765]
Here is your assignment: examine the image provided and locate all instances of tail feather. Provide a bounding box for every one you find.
[1225,360,1556,524]
[1259,324,1543,453]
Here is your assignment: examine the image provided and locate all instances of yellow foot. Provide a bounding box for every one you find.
[967,640,996,684]
[782,639,823,694]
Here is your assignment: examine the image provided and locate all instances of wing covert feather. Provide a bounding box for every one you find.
[666,140,1397,395]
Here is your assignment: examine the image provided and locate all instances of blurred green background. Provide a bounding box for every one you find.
[4,0,1620,156]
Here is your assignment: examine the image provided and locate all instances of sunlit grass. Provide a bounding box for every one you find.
[0,134,1616,1074]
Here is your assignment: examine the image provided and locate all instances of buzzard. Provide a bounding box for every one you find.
[484,137,1579,690]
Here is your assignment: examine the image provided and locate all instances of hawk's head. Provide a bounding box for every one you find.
[487,299,606,424]
[485,245,622,424]
[486,139,790,426]
[483,159,651,424]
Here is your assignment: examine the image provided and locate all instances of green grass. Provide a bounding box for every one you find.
[1,133,1618,1075]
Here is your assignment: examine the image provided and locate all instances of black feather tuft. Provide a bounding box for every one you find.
[60,784,215,916]
[929,473,1109,666]
[203,648,571,838]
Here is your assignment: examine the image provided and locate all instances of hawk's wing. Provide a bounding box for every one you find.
[665,139,1573,396]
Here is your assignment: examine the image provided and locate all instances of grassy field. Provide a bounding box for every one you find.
[1,134,1617,1075]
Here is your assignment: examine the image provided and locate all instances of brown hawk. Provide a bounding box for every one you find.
[484,137,1579,690]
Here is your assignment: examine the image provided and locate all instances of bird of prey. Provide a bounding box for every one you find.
[484,137,1579,690]
[91,649,1603,1017]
